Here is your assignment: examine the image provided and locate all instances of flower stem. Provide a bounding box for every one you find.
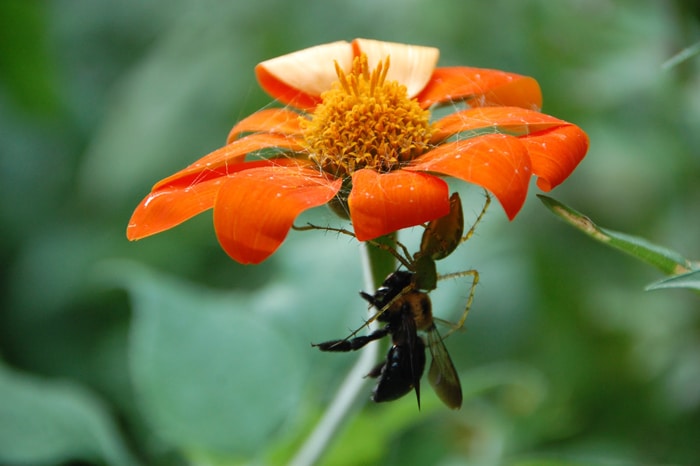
[289,236,397,466]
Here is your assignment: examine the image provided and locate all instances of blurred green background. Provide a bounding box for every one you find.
[1,0,699,465]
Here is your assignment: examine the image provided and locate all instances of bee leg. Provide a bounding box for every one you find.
[365,360,385,379]
[313,325,390,351]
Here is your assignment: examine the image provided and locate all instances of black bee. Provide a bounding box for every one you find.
[312,191,491,409]
[315,270,461,409]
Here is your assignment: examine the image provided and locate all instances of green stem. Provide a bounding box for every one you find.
[289,236,397,466]
[365,232,400,288]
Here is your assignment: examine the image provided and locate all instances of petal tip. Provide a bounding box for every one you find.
[256,41,353,107]
[353,38,440,97]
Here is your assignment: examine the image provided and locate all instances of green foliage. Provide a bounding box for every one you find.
[646,269,700,292]
[112,261,306,462]
[1,0,699,465]
[0,362,139,466]
[539,195,700,291]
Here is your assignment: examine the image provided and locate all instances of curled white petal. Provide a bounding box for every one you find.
[257,41,353,97]
[354,38,440,97]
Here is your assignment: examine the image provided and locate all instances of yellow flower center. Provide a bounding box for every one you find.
[302,54,433,178]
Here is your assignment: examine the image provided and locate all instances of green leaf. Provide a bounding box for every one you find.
[645,269,700,291]
[0,361,140,466]
[538,195,693,276]
[109,262,305,461]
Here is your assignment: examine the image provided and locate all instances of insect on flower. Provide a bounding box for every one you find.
[126,39,589,264]
[311,191,487,409]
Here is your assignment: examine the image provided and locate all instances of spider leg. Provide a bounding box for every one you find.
[460,191,491,245]
[436,268,479,339]
[292,222,415,270]
[292,223,356,238]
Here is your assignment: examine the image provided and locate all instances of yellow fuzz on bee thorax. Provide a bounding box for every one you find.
[302,54,433,178]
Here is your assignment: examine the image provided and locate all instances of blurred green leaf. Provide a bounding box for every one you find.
[78,6,260,210]
[320,362,547,465]
[107,261,305,461]
[3,1,700,464]
[0,361,139,466]
[538,195,694,276]
[0,1,59,114]
[645,269,700,291]
[509,460,597,466]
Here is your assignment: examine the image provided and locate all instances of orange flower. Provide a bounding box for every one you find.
[127,39,588,264]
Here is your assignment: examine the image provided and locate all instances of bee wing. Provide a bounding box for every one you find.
[399,310,425,409]
[426,326,462,409]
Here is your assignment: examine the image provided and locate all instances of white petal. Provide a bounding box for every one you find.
[257,41,353,97]
[353,38,440,97]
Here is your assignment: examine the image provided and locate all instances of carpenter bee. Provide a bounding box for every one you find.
[312,192,491,409]
[315,270,460,409]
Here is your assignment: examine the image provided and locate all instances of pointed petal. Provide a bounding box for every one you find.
[348,169,450,241]
[431,106,569,142]
[127,159,306,240]
[416,67,542,110]
[255,41,353,110]
[153,133,304,191]
[214,166,341,264]
[406,134,531,220]
[227,108,305,143]
[352,39,440,98]
[127,177,222,241]
[523,124,589,191]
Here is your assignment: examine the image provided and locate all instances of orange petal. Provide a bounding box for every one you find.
[214,166,342,264]
[416,67,542,110]
[227,108,306,143]
[522,124,589,191]
[153,133,304,191]
[255,41,353,110]
[432,106,569,142]
[348,169,450,241]
[430,107,589,191]
[406,134,531,220]
[127,159,304,240]
[352,38,440,98]
[127,177,221,241]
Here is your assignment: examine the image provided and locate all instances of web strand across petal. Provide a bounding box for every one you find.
[256,41,354,110]
[348,169,450,241]
[416,67,542,110]
[430,107,588,192]
[127,177,222,241]
[127,159,310,240]
[521,125,589,191]
[153,133,304,190]
[406,134,531,220]
[431,106,569,142]
[227,109,305,143]
[213,166,342,264]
